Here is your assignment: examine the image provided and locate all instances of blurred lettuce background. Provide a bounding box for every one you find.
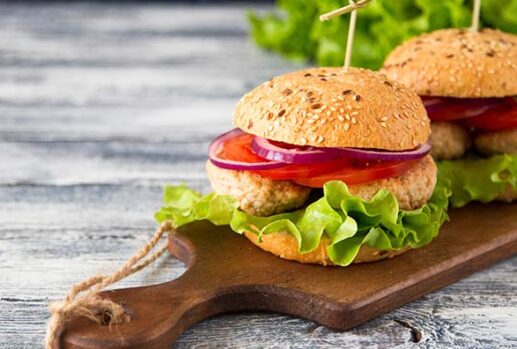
[249,0,517,69]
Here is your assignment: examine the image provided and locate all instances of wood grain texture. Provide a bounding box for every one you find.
[59,203,517,349]
[0,3,516,349]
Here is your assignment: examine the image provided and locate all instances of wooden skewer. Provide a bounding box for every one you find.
[471,0,481,32]
[320,0,372,72]
[343,7,358,71]
[319,0,371,21]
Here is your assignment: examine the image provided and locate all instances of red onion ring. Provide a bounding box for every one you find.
[251,136,343,164]
[422,96,512,121]
[208,129,285,170]
[252,136,431,163]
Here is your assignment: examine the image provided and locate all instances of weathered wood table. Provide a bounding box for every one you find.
[0,3,515,348]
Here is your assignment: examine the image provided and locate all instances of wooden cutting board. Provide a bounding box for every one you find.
[61,203,517,349]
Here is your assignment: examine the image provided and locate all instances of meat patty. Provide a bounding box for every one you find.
[207,154,436,215]
[206,161,311,216]
[474,128,517,155]
[429,122,470,160]
[348,155,437,210]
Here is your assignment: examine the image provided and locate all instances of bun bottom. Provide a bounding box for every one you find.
[244,231,411,266]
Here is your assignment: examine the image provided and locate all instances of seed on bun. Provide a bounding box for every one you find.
[382,28,517,98]
[234,67,430,150]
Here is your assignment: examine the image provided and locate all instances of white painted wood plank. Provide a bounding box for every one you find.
[0,3,515,349]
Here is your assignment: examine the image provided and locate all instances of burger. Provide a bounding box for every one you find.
[156,68,449,266]
[382,28,517,206]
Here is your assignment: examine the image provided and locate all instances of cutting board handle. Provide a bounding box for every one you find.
[62,275,317,349]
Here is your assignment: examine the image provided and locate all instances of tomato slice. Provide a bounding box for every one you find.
[422,96,516,123]
[216,131,417,187]
[291,160,418,188]
[219,133,267,163]
[253,158,354,180]
[461,101,517,130]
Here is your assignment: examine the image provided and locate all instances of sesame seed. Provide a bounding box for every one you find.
[338,115,344,121]
[307,119,315,124]
[345,114,351,120]
[301,137,307,145]
[381,116,388,122]
[278,109,286,117]
[344,123,350,131]
[317,136,325,143]
[381,122,387,128]
[351,117,357,124]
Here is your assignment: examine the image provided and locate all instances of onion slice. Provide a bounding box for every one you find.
[208,129,285,170]
[251,136,344,164]
[252,136,431,163]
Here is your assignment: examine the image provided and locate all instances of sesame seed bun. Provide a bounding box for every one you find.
[243,231,411,266]
[233,67,430,151]
[382,28,517,98]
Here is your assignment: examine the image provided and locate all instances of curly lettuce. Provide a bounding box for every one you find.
[155,180,450,266]
[248,0,517,69]
[438,154,517,208]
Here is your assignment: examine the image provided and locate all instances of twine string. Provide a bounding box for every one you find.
[45,221,174,349]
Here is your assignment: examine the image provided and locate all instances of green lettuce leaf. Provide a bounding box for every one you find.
[438,154,517,208]
[248,0,517,69]
[155,180,450,266]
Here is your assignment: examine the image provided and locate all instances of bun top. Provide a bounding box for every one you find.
[382,28,517,98]
[233,68,429,151]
